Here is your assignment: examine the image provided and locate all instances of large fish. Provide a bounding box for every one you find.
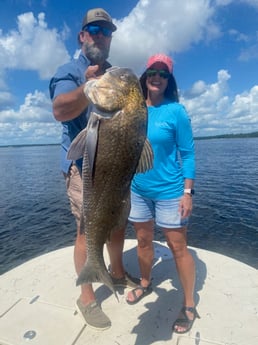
[67,67,153,297]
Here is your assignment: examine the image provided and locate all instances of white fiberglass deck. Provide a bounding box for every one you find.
[0,240,257,345]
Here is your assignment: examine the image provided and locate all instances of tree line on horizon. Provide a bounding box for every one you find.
[1,131,258,148]
[194,131,258,140]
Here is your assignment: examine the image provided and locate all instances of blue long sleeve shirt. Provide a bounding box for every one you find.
[49,52,111,174]
[131,100,195,199]
[49,52,90,173]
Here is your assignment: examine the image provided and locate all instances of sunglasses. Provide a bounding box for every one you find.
[146,69,170,79]
[84,24,112,37]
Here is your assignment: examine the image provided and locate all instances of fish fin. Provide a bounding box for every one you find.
[76,261,118,301]
[136,139,154,173]
[85,112,100,177]
[67,128,87,161]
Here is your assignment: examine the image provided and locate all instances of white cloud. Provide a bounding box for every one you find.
[239,43,258,61]
[0,91,14,109]
[228,23,258,62]
[0,11,70,145]
[243,0,258,9]
[0,12,70,80]
[110,0,220,74]
[0,0,258,145]
[215,0,258,8]
[182,70,258,136]
[0,90,61,146]
[228,29,249,42]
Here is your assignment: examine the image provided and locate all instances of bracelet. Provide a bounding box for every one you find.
[184,188,195,196]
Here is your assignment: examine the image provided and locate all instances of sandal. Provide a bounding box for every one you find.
[126,284,152,305]
[172,306,200,334]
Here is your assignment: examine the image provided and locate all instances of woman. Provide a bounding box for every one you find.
[126,54,200,334]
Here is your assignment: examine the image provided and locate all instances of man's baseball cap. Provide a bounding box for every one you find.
[82,8,117,32]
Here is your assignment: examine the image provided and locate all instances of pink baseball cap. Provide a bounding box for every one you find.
[146,54,173,73]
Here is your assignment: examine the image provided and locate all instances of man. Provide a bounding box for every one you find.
[49,8,138,330]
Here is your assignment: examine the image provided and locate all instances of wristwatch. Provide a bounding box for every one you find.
[184,188,195,196]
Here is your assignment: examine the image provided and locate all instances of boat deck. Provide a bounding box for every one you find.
[0,240,257,345]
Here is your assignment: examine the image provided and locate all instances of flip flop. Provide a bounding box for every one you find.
[172,306,200,334]
[126,284,152,305]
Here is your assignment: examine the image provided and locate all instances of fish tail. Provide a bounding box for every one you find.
[76,263,118,301]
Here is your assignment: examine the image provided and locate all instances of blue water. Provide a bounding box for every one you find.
[0,138,257,275]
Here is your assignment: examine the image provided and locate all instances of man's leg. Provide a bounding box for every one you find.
[66,164,111,330]
[106,228,125,278]
[74,226,95,304]
[126,220,154,303]
[106,227,140,288]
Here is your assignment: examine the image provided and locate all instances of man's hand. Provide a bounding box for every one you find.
[85,65,101,80]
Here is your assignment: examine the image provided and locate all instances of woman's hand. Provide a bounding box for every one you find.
[179,194,193,218]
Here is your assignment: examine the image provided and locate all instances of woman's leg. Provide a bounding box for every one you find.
[164,227,197,332]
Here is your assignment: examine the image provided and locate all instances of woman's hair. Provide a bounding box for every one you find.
[139,71,179,102]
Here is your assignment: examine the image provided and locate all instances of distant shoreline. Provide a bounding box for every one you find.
[1,131,258,148]
[0,143,60,148]
[194,131,258,140]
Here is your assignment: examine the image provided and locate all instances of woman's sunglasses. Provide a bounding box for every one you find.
[146,69,170,79]
[83,24,112,37]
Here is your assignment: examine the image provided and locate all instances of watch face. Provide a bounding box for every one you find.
[184,189,194,195]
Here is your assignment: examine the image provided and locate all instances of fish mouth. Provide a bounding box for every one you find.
[85,80,122,115]
[91,104,114,119]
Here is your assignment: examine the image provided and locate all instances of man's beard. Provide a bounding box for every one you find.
[84,41,109,64]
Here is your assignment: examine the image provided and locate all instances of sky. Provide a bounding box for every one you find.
[0,0,258,146]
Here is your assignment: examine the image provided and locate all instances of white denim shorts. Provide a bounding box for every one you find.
[129,191,188,229]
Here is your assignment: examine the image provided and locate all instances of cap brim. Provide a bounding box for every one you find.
[86,20,117,32]
[147,62,171,73]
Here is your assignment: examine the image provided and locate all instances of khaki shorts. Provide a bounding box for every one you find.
[64,164,82,226]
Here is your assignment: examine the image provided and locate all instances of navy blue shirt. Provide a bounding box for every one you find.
[49,51,111,173]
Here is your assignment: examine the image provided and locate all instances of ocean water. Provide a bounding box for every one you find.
[0,138,257,275]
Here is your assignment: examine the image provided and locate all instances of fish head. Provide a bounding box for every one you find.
[84,67,142,115]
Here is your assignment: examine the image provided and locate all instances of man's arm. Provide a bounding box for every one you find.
[52,65,101,122]
[52,84,89,122]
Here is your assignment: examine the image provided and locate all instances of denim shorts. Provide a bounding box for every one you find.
[129,191,188,229]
